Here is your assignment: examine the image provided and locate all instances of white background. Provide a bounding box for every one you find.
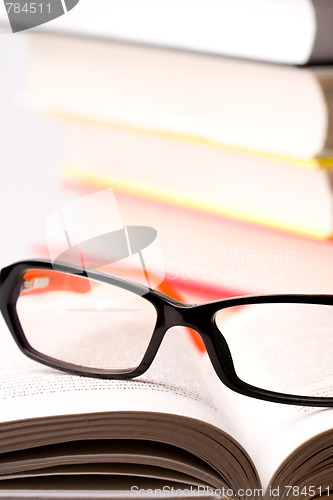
[0,31,64,268]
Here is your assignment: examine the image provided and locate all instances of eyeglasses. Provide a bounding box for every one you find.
[1,260,333,407]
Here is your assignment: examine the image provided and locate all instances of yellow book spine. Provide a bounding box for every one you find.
[49,109,333,170]
[61,165,333,241]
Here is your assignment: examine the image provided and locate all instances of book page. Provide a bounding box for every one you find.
[0,474,222,499]
[209,302,333,490]
[0,440,222,487]
[0,313,261,496]
[0,314,236,436]
[0,476,222,500]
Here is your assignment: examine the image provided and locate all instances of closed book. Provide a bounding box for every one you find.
[59,119,333,239]
[26,32,333,160]
[9,0,333,65]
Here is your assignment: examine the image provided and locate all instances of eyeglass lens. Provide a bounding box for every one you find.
[16,269,157,372]
[215,302,333,397]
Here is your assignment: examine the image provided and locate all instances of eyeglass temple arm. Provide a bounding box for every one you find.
[22,269,91,294]
[21,268,207,353]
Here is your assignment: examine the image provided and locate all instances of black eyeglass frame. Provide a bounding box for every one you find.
[1,259,333,407]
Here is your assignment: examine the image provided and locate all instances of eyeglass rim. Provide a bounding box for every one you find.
[1,259,333,408]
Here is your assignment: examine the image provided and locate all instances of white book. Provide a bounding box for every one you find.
[1,0,333,65]
[59,120,333,239]
[25,33,333,160]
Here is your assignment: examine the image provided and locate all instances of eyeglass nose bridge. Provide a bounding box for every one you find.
[161,301,238,386]
[161,301,212,337]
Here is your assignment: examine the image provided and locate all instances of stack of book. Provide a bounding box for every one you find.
[24,0,333,300]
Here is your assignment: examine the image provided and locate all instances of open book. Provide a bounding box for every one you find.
[0,303,333,499]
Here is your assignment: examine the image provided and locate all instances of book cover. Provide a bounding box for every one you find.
[58,119,333,239]
[26,32,333,160]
